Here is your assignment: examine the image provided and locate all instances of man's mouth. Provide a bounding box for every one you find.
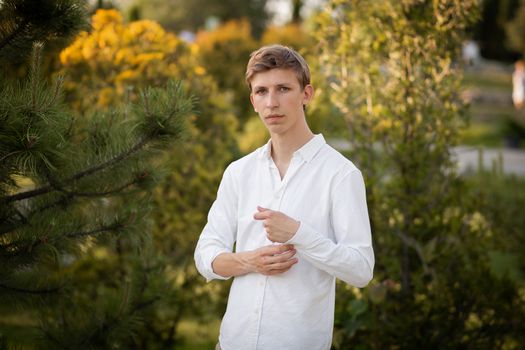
[266,114,284,120]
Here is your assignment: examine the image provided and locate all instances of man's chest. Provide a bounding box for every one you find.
[235,160,333,249]
[241,158,331,210]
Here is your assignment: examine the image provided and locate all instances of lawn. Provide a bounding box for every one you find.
[461,61,525,148]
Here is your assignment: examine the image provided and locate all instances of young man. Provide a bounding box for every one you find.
[194,45,374,350]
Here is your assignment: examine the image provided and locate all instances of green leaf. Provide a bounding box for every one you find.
[488,250,522,283]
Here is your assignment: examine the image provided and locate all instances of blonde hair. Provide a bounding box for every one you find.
[245,44,310,91]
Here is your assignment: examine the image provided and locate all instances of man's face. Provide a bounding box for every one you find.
[250,68,313,136]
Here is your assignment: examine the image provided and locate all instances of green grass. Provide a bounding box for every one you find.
[174,319,221,350]
[0,325,41,350]
[463,68,512,90]
[459,122,505,147]
[461,63,525,148]
[0,315,222,349]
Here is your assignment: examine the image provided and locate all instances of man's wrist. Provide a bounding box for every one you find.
[285,219,300,242]
[291,219,300,235]
[237,250,256,274]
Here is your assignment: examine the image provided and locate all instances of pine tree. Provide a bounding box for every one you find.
[0,1,192,348]
[49,9,241,346]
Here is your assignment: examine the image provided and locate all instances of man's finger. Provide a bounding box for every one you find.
[266,249,296,263]
[253,211,270,220]
[268,244,294,255]
[259,244,293,257]
[267,259,298,274]
[278,244,294,252]
[272,259,298,270]
[257,206,269,212]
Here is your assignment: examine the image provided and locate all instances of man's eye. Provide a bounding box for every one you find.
[255,89,266,95]
[279,87,290,92]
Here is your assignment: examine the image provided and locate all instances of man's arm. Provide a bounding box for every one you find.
[254,169,374,287]
[194,165,239,282]
[212,244,298,278]
[194,164,299,281]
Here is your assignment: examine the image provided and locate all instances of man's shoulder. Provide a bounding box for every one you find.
[318,143,360,175]
[225,145,264,175]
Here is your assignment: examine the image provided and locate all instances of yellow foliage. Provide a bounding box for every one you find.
[194,66,206,76]
[261,24,315,53]
[130,52,165,66]
[194,19,258,123]
[115,69,138,83]
[190,43,200,56]
[58,9,195,113]
[9,175,35,192]
[92,247,110,260]
[91,8,123,31]
[466,211,492,237]
[374,118,394,133]
[97,87,114,108]
[465,312,482,331]
[196,19,256,51]
[237,116,268,153]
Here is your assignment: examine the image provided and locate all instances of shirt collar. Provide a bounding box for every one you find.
[260,138,273,160]
[295,134,326,162]
[258,134,326,163]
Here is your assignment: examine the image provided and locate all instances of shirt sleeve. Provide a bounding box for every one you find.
[194,164,238,282]
[285,169,374,287]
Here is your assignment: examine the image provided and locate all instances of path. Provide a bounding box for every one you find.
[328,139,525,176]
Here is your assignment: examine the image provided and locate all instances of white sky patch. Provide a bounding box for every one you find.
[95,0,326,27]
[266,0,325,25]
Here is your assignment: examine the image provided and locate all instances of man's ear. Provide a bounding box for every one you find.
[303,84,314,106]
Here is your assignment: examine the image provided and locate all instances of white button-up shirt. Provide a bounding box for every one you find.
[194,134,374,350]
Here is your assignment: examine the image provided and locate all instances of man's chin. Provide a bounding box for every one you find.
[265,125,288,135]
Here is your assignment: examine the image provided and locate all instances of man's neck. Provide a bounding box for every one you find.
[270,126,314,167]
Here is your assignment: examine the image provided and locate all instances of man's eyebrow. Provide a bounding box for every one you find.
[253,83,292,90]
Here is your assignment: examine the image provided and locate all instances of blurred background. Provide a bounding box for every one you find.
[1,0,524,349]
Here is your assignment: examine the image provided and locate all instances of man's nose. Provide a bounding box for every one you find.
[266,90,279,108]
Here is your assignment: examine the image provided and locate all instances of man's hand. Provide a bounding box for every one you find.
[247,244,298,276]
[212,244,298,278]
[253,206,300,243]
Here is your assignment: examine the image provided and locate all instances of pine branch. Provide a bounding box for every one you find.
[56,179,140,197]
[0,0,89,62]
[133,295,162,313]
[1,221,126,255]
[13,206,29,225]
[1,183,53,204]
[0,195,72,236]
[2,135,153,204]
[75,283,160,348]
[0,281,61,294]
[0,19,29,52]
[45,168,144,198]
[47,75,64,110]
[0,170,144,236]
[63,222,125,239]
[394,228,435,279]
[40,328,70,350]
[30,42,43,111]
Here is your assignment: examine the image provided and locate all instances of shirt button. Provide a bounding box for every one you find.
[254,308,259,314]
[259,281,264,287]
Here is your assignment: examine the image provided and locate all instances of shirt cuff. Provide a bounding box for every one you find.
[205,249,232,282]
[284,221,319,248]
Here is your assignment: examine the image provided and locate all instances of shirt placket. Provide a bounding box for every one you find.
[268,155,306,214]
[251,155,305,350]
